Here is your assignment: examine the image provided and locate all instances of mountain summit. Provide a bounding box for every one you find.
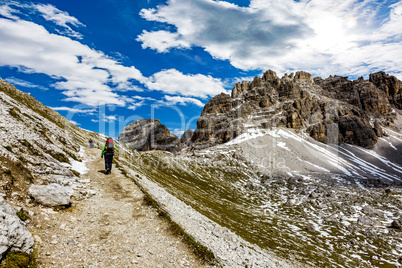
[191,70,400,149]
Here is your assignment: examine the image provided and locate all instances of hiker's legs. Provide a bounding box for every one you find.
[104,153,114,172]
[104,156,108,170]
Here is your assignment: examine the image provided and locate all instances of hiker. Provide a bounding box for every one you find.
[89,139,94,148]
[101,137,116,174]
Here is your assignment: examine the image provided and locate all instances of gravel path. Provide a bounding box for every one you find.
[30,148,208,267]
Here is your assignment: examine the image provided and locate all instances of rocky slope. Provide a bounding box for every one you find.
[0,79,214,267]
[118,119,182,153]
[191,70,398,149]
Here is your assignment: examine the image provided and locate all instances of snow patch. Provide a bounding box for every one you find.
[225,128,267,145]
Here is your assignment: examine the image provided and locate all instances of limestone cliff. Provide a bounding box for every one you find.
[118,119,181,153]
[192,70,398,149]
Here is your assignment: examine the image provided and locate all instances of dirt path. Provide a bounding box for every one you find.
[31,148,208,267]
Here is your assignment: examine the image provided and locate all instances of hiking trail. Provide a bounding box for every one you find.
[29,147,209,267]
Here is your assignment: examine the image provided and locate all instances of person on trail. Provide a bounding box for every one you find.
[89,139,94,148]
[101,137,116,174]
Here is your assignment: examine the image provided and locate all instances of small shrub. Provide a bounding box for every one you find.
[16,210,29,221]
[5,146,12,152]
[0,251,37,268]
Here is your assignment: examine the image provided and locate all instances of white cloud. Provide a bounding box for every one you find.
[0,16,146,106]
[0,4,19,20]
[163,96,204,107]
[34,3,85,39]
[138,0,402,79]
[69,120,80,126]
[0,2,227,108]
[127,100,145,111]
[104,115,117,121]
[146,69,227,99]
[171,128,185,137]
[51,106,96,114]
[136,30,191,52]
[5,77,48,90]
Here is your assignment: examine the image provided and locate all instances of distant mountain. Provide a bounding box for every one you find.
[192,70,401,149]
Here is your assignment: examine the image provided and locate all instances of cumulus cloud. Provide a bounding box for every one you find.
[136,30,191,52]
[146,69,227,99]
[0,16,146,106]
[0,2,227,107]
[138,0,402,79]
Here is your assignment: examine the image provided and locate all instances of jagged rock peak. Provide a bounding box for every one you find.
[193,70,400,149]
[118,119,182,153]
[369,71,402,109]
[231,70,314,99]
[180,129,193,145]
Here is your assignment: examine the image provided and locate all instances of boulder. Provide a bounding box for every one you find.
[391,218,402,230]
[28,183,74,207]
[0,196,34,259]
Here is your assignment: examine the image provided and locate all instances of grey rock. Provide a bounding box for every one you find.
[357,216,380,226]
[118,119,182,153]
[362,205,383,218]
[192,70,397,149]
[180,129,193,145]
[0,196,34,259]
[391,218,402,230]
[28,183,74,207]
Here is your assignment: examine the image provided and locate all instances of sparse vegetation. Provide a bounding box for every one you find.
[19,140,41,156]
[0,251,37,268]
[46,150,70,164]
[16,210,29,222]
[117,166,219,266]
[70,169,80,177]
[9,107,21,121]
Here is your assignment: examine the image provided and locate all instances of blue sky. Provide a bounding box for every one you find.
[0,0,401,138]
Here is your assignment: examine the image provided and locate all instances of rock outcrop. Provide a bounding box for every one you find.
[28,183,74,207]
[369,71,402,109]
[180,129,193,145]
[118,119,182,153]
[0,196,34,259]
[192,70,398,148]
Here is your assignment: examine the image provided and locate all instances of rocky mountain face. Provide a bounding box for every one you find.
[118,119,183,153]
[191,70,399,149]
